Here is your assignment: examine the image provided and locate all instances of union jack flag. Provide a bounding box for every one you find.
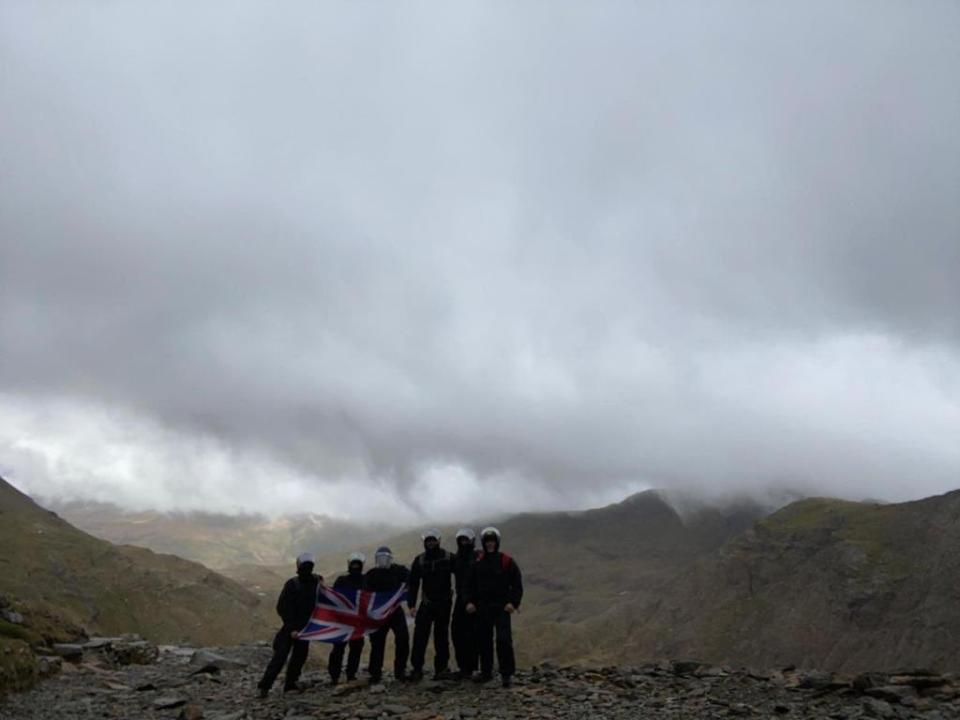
[297,583,407,643]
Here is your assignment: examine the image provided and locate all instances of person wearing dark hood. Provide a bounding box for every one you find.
[257,552,321,698]
[464,527,523,688]
[407,528,455,681]
[451,528,480,679]
[328,551,367,685]
[364,546,410,684]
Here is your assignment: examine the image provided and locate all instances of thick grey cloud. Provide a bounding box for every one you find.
[1,1,959,519]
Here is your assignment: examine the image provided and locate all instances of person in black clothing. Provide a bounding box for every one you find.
[364,546,410,684]
[451,527,479,679]
[407,528,455,681]
[328,551,366,685]
[465,527,523,688]
[257,552,321,698]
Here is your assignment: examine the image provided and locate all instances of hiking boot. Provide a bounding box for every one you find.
[368,674,382,686]
[501,675,513,688]
[256,686,269,699]
[408,668,424,682]
[433,668,453,680]
[473,673,493,683]
[328,676,339,686]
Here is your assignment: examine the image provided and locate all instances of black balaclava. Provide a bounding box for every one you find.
[481,532,500,553]
[423,535,441,557]
[297,562,315,580]
[456,535,475,557]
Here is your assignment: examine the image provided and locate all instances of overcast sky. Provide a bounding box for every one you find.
[1,1,958,522]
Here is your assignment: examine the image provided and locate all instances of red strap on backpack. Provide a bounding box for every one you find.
[477,551,511,570]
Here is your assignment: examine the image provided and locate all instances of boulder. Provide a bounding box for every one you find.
[0,610,24,625]
[110,639,159,665]
[671,660,704,675]
[36,655,62,677]
[50,644,83,661]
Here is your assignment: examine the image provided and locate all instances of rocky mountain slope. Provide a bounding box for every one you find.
[620,490,960,672]
[2,638,958,720]
[0,476,272,647]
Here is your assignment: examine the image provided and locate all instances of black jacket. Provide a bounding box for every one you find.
[363,563,409,593]
[408,547,455,606]
[464,551,523,609]
[333,571,365,592]
[453,547,479,597]
[276,572,321,630]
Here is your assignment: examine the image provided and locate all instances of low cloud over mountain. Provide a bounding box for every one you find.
[1,2,958,518]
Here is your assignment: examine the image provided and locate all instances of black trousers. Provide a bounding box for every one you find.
[410,599,451,673]
[451,597,478,674]
[328,637,364,680]
[258,627,309,691]
[368,608,409,680]
[477,605,515,678]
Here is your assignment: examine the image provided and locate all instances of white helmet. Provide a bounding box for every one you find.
[296,552,315,568]
[421,528,441,541]
[455,528,476,541]
[348,551,366,568]
[480,527,501,544]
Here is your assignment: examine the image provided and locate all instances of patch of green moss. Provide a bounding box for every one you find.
[0,619,41,646]
[762,498,911,581]
[836,507,912,580]
[760,498,867,533]
[0,637,38,695]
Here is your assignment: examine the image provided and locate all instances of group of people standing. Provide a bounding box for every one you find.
[257,526,523,698]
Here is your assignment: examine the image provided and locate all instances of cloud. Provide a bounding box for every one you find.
[1,1,958,517]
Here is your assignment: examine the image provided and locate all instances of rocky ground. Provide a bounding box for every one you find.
[1,639,959,720]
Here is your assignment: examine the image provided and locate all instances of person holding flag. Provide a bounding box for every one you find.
[256,552,321,698]
[288,546,409,686]
[327,552,367,685]
[363,546,411,684]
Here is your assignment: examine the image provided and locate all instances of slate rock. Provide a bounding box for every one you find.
[51,644,84,661]
[861,697,896,718]
[383,704,412,715]
[154,696,188,709]
[864,685,917,704]
[190,650,247,671]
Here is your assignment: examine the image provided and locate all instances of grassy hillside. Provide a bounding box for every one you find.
[0,477,273,646]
